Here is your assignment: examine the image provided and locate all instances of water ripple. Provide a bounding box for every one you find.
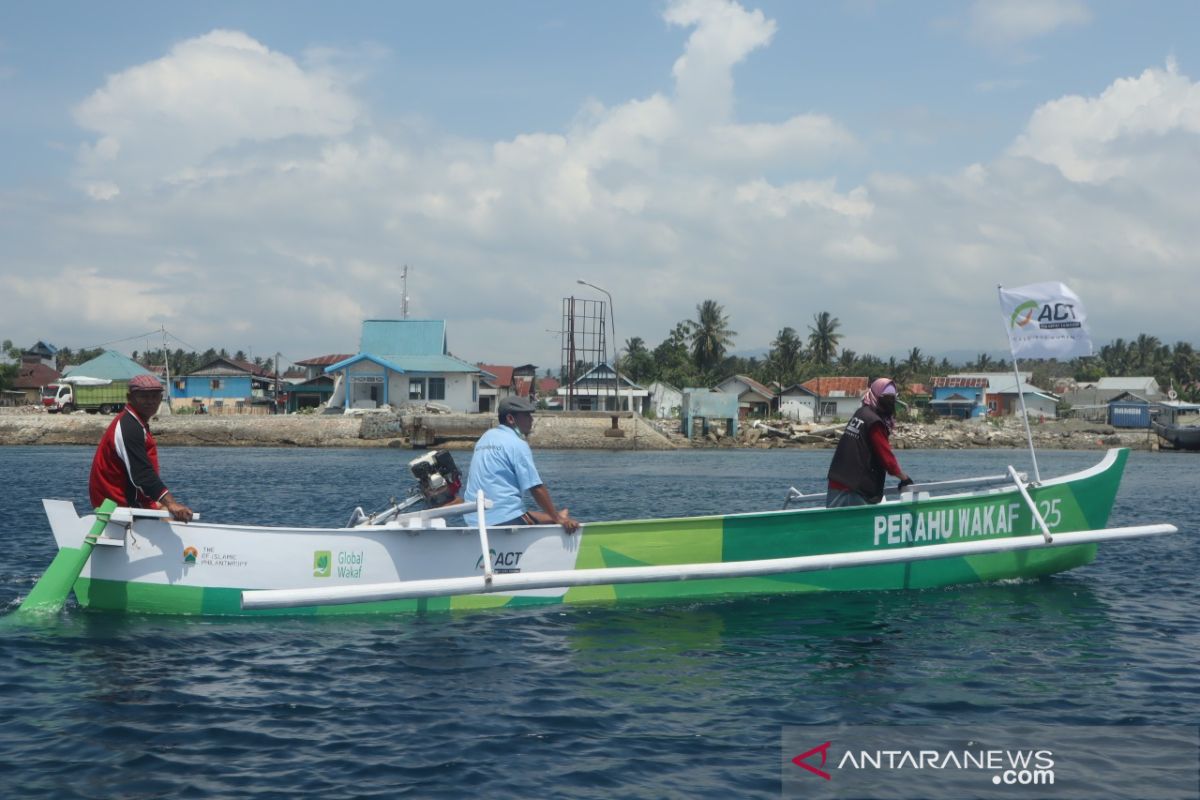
[1,447,1196,798]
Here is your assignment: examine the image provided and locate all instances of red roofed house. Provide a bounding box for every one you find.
[535,376,562,409]
[12,362,61,406]
[477,363,538,413]
[801,376,869,421]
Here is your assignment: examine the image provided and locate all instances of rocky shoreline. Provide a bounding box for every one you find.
[679,416,1160,451]
[0,406,1163,451]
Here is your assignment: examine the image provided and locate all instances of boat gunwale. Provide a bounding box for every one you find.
[43,448,1128,537]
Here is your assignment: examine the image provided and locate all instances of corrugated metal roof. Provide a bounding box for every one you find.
[62,350,154,381]
[718,374,774,399]
[478,364,514,387]
[379,354,480,373]
[325,353,481,374]
[932,376,988,388]
[295,354,354,367]
[1095,377,1158,391]
[801,376,868,395]
[13,362,60,389]
[360,320,446,356]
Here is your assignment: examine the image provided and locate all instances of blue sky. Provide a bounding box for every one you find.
[2,0,1198,368]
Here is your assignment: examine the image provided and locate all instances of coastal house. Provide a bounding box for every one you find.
[286,355,352,412]
[12,361,61,405]
[904,383,931,414]
[777,383,818,422]
[21,341,58,369]
[477,364,539,413]
[172,357,277,414]
[930,373,1057,419]
[1062,377,1164,415]
[982,377,1059,420]
[714,374,775,419]
[930,377,988,419]
[556,363,648,412]
[325,320,483,413]
[800,376,868,421]
[645,380,683,419]
[535,376,561,409]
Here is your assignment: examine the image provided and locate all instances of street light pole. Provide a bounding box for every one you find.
[577,279,620,412]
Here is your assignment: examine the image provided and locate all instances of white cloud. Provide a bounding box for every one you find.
[5,1,1197,368]
[1009,59,1200,182]
[968,0,1090,48]
[822,234,897,263]
[73,29,359,194]
[665,0,776,122]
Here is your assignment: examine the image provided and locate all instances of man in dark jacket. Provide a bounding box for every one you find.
[89,374,193,521]
[826,378,913,507]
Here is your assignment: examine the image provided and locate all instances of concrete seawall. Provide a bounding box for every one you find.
[0,408,1164,451]
[0,409,680,450]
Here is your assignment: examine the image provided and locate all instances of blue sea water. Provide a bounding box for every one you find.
[0,445,1196,798]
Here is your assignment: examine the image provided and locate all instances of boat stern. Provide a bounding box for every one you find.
[43,499,94,549]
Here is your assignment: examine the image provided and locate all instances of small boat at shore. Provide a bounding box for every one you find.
[1152,417,1200,451]
[37,448,1179,617]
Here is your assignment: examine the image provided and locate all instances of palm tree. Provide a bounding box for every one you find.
[973,353,994,371]
[902,347,925,386]
[621,336,654,383]
[688,300,736,373]
[1099,338,1129,375]
[807,311,842,366]
[837,349,858,373]
[1133,333,1161,373]
[1170,342,1197,391]
[768,327,804,385]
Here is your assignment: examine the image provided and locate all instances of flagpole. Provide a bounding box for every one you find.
[999,285,1042,483]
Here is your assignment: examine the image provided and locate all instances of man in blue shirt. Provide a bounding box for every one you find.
[463,396,580,532]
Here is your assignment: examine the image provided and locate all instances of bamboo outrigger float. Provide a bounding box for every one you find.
[36,448,1179,617]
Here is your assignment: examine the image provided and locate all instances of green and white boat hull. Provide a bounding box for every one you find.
[41,449,1162,617]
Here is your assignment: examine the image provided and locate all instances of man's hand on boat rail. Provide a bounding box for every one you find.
[161,493,194,523]
[556,510,581,534]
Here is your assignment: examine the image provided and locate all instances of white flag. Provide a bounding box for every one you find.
[998,282,1093,359]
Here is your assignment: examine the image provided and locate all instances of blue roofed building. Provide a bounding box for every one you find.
[325,320,484,413]
[62,350,156,381]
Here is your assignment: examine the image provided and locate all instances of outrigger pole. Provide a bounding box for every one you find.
[242,523,1178,611]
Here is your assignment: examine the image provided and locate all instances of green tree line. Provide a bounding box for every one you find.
[5,318,1199,403]
[612,301,1200,402]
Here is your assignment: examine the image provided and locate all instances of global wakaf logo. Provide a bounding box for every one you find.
[313,550,332,578]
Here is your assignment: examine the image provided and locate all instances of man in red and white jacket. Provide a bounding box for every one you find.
[88,374,194,521]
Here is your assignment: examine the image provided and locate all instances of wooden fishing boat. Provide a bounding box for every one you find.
[39,448,1177,617]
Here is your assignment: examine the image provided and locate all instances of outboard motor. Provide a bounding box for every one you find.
[408,449,462,508]
[347,449,464,527]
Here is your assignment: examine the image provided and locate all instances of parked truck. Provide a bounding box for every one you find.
[47,378,132,414]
